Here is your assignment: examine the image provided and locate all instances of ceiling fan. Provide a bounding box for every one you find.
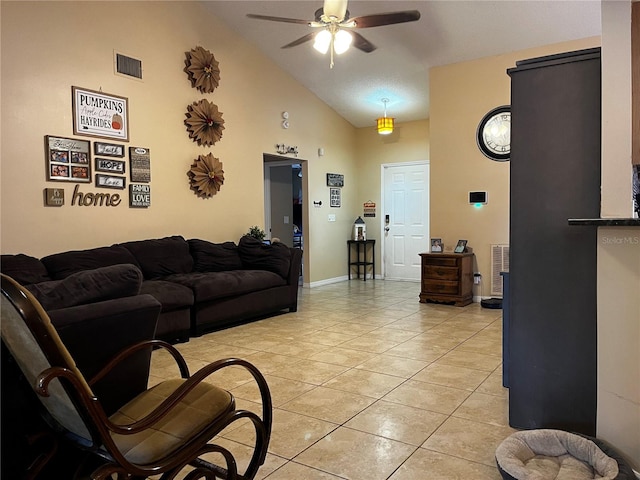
[246,0,421,68]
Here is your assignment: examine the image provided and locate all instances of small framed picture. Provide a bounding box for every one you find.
[326,173,344,187]
[454,239,468,253]
[95,158,126,174]
[45,135,91,183]
[430,238,443,253]
[95,174,126,189]
[94,142,125,157]
[330,187,341,207]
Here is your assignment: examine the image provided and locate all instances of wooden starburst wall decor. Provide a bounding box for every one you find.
[184,99,225,147]
[184,46,220,93]
[188,153,224,198]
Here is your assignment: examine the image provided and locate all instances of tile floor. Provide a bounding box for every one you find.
[149,280,514,479]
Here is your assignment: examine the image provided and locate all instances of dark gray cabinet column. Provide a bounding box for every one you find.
[507,48,601,435]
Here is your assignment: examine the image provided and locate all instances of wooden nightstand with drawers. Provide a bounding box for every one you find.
[419,252,474,307]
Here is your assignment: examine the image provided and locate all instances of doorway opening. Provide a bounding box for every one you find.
[263,154,307,285]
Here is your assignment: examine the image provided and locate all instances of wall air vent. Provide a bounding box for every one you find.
[490,244,509,297]
[115,52,142,80]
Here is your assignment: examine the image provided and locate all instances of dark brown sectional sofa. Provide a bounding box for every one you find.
[2,235,302,476]
[1,235,303,343]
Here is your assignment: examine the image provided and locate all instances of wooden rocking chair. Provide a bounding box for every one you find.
[1,274,272,479]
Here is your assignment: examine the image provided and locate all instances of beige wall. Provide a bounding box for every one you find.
[353,120,430,275]
[0,1,357,284]
[429,37,600,299]
[598,0,640,467]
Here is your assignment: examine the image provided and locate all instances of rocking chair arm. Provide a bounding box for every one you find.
[36,366,111,434]
[102,358,272,437]
[88,339,190,387]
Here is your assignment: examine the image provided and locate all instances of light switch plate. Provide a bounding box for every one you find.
[328,214,336,222]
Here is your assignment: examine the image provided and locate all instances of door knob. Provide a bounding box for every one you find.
[384,227,390,232]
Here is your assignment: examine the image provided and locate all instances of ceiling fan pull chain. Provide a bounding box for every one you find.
[330,34,335,69]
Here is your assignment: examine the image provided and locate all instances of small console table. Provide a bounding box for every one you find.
[347,239,375,281]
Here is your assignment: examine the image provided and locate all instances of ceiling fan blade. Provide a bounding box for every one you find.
[281,33,316,49]
[246,13,312,25]
[351,32,376,53]
[350,10,421,28]
[323,0,348,21]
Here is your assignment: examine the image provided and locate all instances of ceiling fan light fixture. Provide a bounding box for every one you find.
[376,98,395,135]
[333,29,352,54]
[313,29,332,54]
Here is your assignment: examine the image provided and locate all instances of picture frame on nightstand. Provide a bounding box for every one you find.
[430,238,443,253]
[454,239,468,253]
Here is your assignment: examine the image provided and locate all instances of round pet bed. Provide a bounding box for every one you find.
[495,429,634,480]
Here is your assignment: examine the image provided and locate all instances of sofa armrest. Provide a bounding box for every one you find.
[286,248,303,311]
[49,294,161,415]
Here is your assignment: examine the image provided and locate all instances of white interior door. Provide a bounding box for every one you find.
[383,162,429,281]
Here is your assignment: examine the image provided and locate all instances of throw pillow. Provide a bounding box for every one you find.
[25,264,143,311]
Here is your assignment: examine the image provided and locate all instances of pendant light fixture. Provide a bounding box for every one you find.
[376,98,395,135]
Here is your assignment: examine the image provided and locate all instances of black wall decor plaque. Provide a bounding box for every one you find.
[129,184,150,208]
[129,147,150,182]
[326,173,344,187]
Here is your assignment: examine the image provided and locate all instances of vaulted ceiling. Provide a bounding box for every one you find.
[205,1,602,128]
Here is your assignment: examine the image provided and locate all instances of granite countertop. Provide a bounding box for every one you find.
[568,218,640,226]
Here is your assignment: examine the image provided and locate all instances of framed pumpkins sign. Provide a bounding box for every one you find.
[72,86,129,142]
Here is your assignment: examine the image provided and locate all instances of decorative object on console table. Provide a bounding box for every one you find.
[45,136,91,183]
[430,238,443,253]
[72,86,129,142]
[184,46,220,94]
[353,216,366,241]
[419,252,474,306]
[347,239,375,281]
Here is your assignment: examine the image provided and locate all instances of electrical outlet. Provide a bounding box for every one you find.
[474,273,482,285]
[328,214,336,222]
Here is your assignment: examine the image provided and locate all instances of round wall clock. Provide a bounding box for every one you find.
[476,105,511,161]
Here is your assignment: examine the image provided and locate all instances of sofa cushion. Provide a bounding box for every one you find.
[1,254,51,285]
[41,246,140,280]
[188,239,243,272]
[25,264,143,311]
[166,270,286,303]
[121,236,193,279]
[139,280,194,312]
[238,236,291,279]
